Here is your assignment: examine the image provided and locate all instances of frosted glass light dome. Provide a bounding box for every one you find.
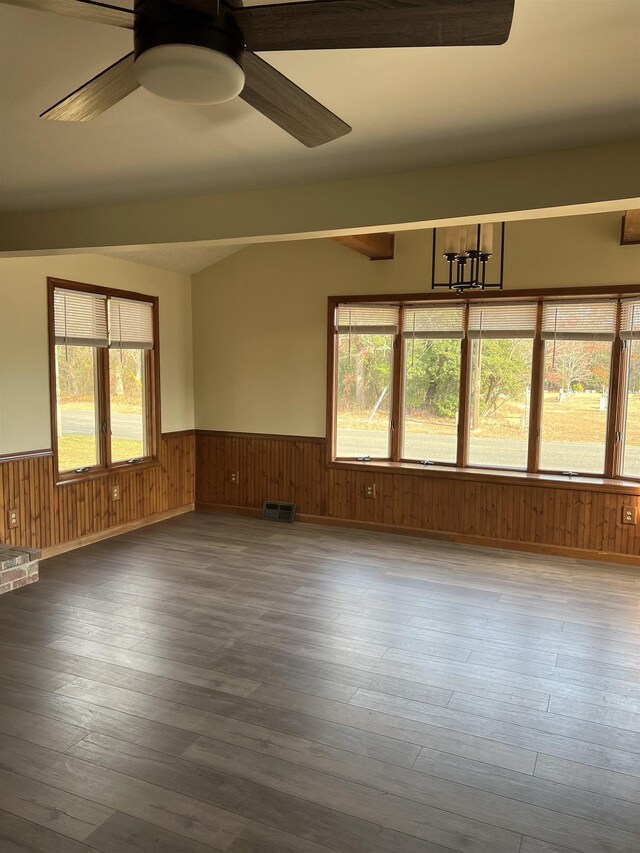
[134,43,245,105]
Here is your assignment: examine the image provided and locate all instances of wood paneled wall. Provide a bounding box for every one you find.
[3,429,638,563]
[196,432,640,564]
[0,432,194,554]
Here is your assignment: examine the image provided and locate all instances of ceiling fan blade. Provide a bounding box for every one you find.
[233,0,515,51]
[41,53,139,121]
[240,52,351,147]
[0,0,133,28]
[169,0,221,12]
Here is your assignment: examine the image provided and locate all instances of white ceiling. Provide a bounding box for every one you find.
[99,243,244,274]
[1,0,639,213]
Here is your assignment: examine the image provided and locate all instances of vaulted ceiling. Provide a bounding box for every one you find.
[1,0,639,213]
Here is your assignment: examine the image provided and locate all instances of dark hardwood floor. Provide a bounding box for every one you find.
[0,511,639,853]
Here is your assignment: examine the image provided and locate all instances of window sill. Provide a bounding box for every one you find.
[55,458,160,487]
[328,459,640,495]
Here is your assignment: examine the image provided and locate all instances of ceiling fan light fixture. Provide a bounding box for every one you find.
[134,44,245,105]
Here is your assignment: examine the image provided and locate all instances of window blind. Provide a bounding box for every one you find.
[109,297,155,349]
[541,301,617,341]
[54,288,109,348]
[402,304,465,339]
[620,299,640,340]
[337,304,399,335]
[468,303,537,339]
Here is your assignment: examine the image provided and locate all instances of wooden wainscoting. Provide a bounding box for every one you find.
[0,431,195,555]
[196,431,640,564]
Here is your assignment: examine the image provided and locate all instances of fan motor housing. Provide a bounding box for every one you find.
[133,0,245,68]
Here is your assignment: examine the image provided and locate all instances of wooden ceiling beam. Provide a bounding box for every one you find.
[620,210,640,245]
[332,232,395,261]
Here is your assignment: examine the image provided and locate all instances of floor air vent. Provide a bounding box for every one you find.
[262,501,296,523]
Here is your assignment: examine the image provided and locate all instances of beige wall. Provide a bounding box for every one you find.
[0,254,194,455]
[192,211,640,437]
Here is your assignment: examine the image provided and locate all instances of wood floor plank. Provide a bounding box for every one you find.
[228,822,346,853]
[0,598,147,648]
[383,647,640,711]
[349,688,640,777]
[3,589,132,617]
[547,695,640,732]
[0,808,95,852]
[519,839,579,853]
[64,731,382,853]
[0,733,247,849]
[371,828,476,853]
[130,639,358,702]
[0,640,166,693]
[85,811,221,852]
[0,679,201,757]
[0,620,63,649]
[249,682,538,774]
[0,702,88,751]
[71,731,520,853]
[395,613,640,659]
[184,729,640,851]
[46,636,260,697]
[447,692,640,754]
[226,639,469,706]
[57,676,422,768]
[0,653,77,691]
[411,747,640,834]
[257,609,475,663]
[0,767,114,842]
[534,753,640,804]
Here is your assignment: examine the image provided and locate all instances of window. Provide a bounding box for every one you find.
[539,302,616,475]
[329,290,640,483]
[402,304,464,464]
[49,281,158,481]
[54,345,101,472]
[467,303,536,469]
[620,299,640,478]
[335,305,398,458]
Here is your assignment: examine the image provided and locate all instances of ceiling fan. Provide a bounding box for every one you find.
[3,0,515,147]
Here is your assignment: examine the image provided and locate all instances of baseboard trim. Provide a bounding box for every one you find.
[195,502,640,567]
[41,504,195,560]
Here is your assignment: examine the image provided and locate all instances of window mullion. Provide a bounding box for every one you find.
[144,351,155,459]
[605,300,624,478]
[99,345,112,468]
[527,301,544,472]
[456,303,471,468]
[327,304,338,464]
[390,306,404,462]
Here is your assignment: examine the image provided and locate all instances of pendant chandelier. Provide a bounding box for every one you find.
[431,222,506,293]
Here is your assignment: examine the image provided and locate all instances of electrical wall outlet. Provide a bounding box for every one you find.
[229,471,239,484]
[7,508,19,529]
[365,484,377,499]
[622,505,637,525]
[111,484,120,502]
